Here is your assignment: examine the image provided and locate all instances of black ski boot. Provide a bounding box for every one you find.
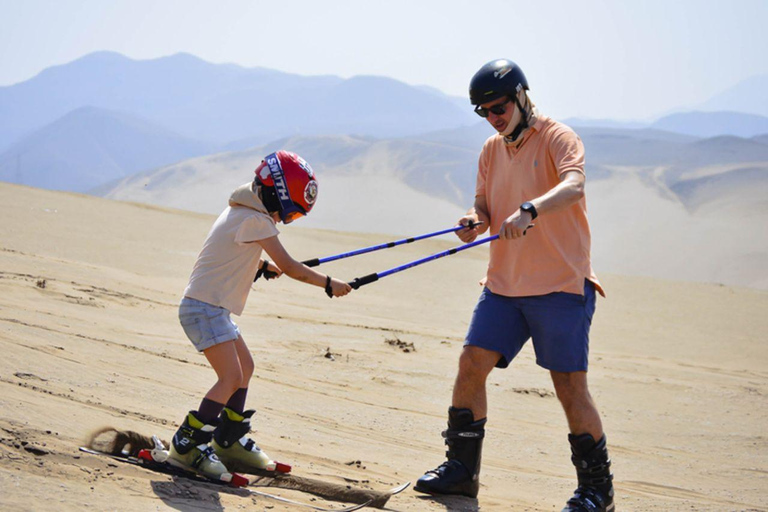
[168,411,229,479]
[212,408,274,471]
[562,434,615,512]
[414,407,486,498]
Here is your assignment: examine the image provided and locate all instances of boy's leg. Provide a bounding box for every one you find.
[210,335,274,471]
[202,339,244,405]
[225,335,253,412]
[169,337,240,478]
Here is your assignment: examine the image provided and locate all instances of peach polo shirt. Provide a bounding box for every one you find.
[476,115,604,297]
[184,206,279,315]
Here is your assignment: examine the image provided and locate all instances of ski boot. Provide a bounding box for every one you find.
[562,433,615,512]
[414,407,486,498]
[212,408,289,473]
[167,411,230,480]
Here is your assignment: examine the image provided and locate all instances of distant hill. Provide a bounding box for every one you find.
[564,75,768,135]
[99,122,768,217]
[564,117,648,130]
[651,111,768,138]
[669,164,768,214]
[0,106,212,192]
[408,120,768,194]
[99,135,466,235]
[698,75,768,117]
[0,51,476,151]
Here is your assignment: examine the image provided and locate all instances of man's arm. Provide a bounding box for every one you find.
[499,171,584,240]
[528,170,585,216]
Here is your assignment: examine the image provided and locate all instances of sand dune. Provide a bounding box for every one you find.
[0,182,766,511]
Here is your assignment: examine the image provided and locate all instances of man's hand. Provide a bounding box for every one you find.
[499,209,533,240]
[456,215,481,243]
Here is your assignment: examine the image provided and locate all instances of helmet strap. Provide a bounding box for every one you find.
[258,183,282,214]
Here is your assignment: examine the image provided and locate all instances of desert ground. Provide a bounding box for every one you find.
[0,181,766,511]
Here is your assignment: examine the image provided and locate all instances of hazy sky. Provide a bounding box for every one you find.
[1,0,766,121]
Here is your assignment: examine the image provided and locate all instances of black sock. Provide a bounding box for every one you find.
[226,388,248,414]
[197,398,225,424]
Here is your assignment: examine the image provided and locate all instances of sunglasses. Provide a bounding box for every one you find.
[474,97,513,118]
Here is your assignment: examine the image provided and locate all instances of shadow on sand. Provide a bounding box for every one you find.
[415,493,480,512]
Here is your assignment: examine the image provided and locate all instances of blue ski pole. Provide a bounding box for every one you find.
[347,225,533,290]
[301,221,484,268]
[254,222,484,282]
[348,234,498,289]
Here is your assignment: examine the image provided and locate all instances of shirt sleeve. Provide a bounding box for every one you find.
[234,213,279,244]
[549,126,586,177]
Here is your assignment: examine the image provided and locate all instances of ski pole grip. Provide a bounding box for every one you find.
[349,273,379,290]
[254,260,279,282]
[302,258,321,268]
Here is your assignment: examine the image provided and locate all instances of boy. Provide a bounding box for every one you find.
[170,150,352,478]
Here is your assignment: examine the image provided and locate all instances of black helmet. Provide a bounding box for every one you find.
[469,59,529,105]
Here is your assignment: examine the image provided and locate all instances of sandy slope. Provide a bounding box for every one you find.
[0,182,766,511]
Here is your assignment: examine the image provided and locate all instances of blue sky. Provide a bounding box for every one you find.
[1,0,766,121]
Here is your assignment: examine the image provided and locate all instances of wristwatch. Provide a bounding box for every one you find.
[520,201,538,220]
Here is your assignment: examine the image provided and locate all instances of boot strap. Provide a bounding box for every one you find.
[441,429,485,440]
[191,445,218,469]
[215,418,251,447]
[575,460,612,486]
[565,484,612,511]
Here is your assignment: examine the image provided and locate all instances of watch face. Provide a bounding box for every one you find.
[521,202,537,219]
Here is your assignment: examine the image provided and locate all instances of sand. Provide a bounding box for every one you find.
[0,182,766,511]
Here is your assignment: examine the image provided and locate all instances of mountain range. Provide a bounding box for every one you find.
[0,106,213,192]
[1,52,767,194]
[0,51,476,152]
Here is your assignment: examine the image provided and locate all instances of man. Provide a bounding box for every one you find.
[414,59,614,512]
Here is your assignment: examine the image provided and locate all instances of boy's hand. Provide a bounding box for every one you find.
[264,261,283,279]
[254,260,282,281]
[325,277,353,298]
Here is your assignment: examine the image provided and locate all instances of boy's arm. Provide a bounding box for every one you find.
[258,235,352,297]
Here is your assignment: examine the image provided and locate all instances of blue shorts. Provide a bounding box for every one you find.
[464,281,596,372]
[179,297,241,352]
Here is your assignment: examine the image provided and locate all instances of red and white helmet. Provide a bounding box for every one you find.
[256,150,318,222]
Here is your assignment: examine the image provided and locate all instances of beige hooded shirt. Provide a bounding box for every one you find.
[183,182,279,315]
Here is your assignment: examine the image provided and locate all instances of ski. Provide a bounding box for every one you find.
[386,481,411,495]
[79,445,373,511]
[245,468,410,507]
[243,487,372,511]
